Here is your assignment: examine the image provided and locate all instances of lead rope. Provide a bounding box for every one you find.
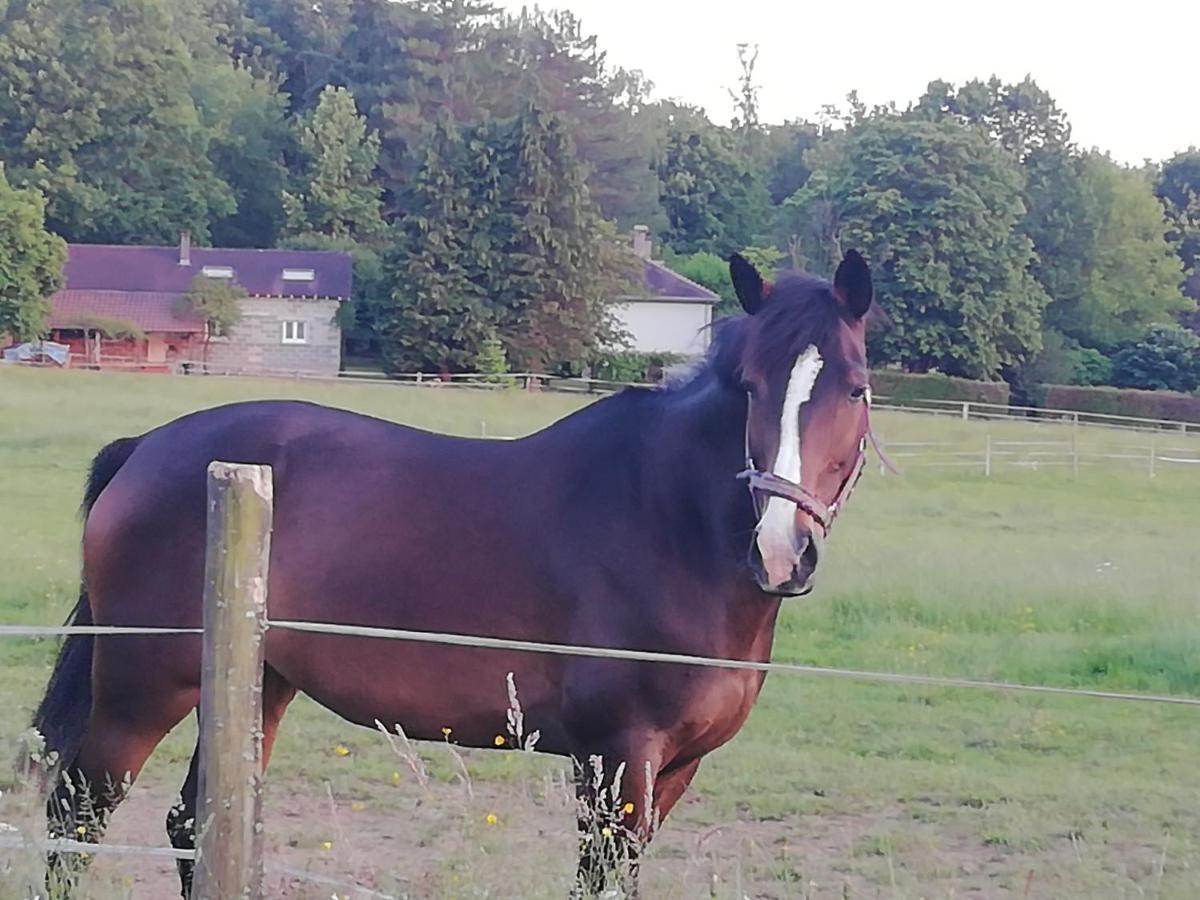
[864,388,901,475]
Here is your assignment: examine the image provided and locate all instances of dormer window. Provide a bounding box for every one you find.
[201,265,234,279]
[282,268,315,282]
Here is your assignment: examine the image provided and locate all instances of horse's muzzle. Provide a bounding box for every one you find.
[750,527,821,596]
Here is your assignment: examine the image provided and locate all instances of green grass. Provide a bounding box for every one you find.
[1,366,1198,898]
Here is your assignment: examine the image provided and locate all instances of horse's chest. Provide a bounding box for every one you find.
[671,668,766,758]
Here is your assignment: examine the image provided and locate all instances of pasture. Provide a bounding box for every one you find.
[1,366,1197,899]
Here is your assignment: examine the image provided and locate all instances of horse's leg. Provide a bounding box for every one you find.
[45,663,195,896]
[571,735,663,899]
[649,758,701,829]
[169,666,296,898]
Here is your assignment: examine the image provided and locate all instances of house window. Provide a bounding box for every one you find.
[201,265,234,279]
[282,268,315,282]
[281,320,307,344]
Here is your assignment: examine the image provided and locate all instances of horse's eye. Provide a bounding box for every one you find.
[850,386,869,401]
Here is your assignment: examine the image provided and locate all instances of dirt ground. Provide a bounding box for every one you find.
[5,766,1175,900]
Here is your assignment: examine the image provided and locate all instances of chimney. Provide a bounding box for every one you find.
[631,225,652,260]
[178,230,191,266]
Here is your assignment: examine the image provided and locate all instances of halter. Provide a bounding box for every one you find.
[737,387,893,535]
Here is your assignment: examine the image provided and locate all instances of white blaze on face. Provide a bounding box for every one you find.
[755,345,823,587]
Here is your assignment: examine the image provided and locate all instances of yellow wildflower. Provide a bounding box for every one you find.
[601,827,612,838]
[485,813,498,826]
[494,735,506,747]
[441,726,452,737]
[623,802,635,815]
[320,840,333,851]
[391,771,402,786]
[333,744,351,757]
[75,825,87,836]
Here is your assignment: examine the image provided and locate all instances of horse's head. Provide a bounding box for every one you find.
[724,249,875,596]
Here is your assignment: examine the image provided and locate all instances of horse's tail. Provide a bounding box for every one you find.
[24,437,140,784]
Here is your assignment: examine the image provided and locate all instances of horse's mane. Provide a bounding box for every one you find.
[663,273,848,393]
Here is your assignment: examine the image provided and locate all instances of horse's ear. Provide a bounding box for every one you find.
[729,253,766,315]
[833,249,873,320]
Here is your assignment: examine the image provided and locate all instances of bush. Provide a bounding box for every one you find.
[868,370,1011,406]
[591,351,691,384]
[1110,325,1200,393]
[1042,384,1200,424]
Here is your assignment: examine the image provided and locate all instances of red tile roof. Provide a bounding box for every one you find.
[49,290,206,334]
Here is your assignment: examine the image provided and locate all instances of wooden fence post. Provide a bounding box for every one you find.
[1071,413,1080,477]
[193,462,273,900]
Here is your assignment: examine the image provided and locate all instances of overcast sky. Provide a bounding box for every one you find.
[495,0,1198,164]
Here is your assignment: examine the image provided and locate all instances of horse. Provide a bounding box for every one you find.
[29,249,877,897]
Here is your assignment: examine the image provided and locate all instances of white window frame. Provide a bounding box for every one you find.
[282,268,315,282]
[201,265,234,279]
[281,320,308,345]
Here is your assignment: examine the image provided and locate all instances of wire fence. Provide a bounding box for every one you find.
[3,610,1199,891]
[4,611,1199,886]
[3,618,1199,707]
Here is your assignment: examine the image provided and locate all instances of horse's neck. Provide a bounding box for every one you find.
[643,378,758,567]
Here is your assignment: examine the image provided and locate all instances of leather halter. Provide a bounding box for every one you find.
[737,387,891,535]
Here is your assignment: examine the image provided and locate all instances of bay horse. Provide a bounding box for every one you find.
[30,250,877,897]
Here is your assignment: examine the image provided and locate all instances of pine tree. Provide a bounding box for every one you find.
[484,104,630,372]
[380,117,493,374]
[283,86,386,243]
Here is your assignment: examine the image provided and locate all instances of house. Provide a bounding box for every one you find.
[611,227,719,357]
[46,234,352,376]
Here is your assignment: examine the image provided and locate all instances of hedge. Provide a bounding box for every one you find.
[1041,384,1200,424]
[868,370,1011,407]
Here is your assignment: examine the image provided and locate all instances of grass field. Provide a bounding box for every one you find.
[1,366,1198,899]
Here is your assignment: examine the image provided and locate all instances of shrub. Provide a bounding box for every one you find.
[1110,325,1200,393]
[590,351,691,384]
[868,370,1011,406]
[473,332,509,380]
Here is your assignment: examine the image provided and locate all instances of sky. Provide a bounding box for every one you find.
[494,0,1198,164]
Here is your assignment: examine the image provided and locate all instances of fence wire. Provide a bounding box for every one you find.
[2,620,1198,707]
[267,619,1200,708]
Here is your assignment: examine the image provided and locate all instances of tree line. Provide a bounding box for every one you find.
[0,0,1196,390]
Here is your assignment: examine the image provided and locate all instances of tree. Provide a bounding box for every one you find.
[1157,149,1200,305]
[0,0,236,243]
[178,274,246,363]
[198,63,293,248]
[910,77,1103,351]
[488,8,662,229]
[283,86,386,244]
[656,104,770,256]
[1110,325,1200,393]
[787,117,1048,378]
[911,76,1071,160]
[728,43,761,156]
[0,170,66,341]
[661,251,737,315]
[486,104,631,371]
[1052,155,1190,349]
[762,120,820,206]
[380,117,493,374]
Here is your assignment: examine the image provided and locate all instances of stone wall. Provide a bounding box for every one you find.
[204,296,341,376]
